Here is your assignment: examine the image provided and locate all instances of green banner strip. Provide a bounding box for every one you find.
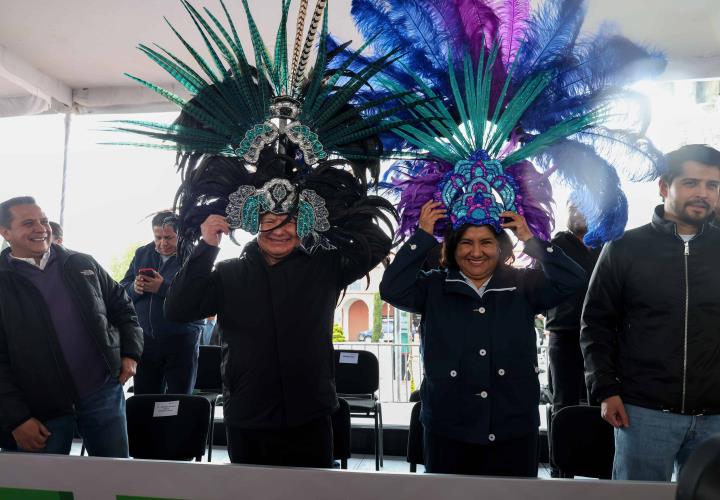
[0,488,73,500]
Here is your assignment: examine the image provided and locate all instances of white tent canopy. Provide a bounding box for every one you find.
[1,0,720,117]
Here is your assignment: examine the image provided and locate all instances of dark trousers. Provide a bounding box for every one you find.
[547,332,589,412]
[226,415,334,468]
[3,380,128,457]
[424,428,539,477]
[133,333,200,395]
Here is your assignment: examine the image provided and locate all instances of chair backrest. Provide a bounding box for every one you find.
[676,434,720,500]
[334,350,379,395]
[0,429,17,450]
[407,401,424,466]
[409,389,421,403]
[332,398,351,460]
[551,405,614,479]
[126,394,211,461]
[194,345,222,393]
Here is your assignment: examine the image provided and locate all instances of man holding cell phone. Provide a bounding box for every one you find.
[120,211,204,395]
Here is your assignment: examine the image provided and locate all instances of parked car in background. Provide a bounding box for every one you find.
[357,321,394,342]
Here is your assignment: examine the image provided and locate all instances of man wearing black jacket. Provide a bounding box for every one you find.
[546,206,601,477]
[165,210,391,467]
[547,206,601,413]
[121,212,204,395]
[581,144,720,481]
[0,196,143,456]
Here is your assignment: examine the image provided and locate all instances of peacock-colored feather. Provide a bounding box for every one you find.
[319,91,417,132]
[180,1,258,125]
[501,111,600,166]
[181,1,226,80]
[240,0,274,76]
[199,12,262,122]
[240,0,273,109]
[486,72,551,156]
[162,16,253,127]
[203,5,264,121]
[151,43,207,90]
[145,41,256,126]
[164,17,220,88]
[304,32,376,118]
[137,44,202,94]
[313,49,405,126]
[272,0,292,94]
[321,98,430,146]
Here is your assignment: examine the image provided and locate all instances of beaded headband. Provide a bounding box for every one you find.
[226,178,332,250]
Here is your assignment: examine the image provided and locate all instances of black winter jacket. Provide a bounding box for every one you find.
[545,231,601,334]
[581,206,720,414]
[164,238,389,428]
[0,245,143,433]
[380,231,586,444]
[120,242,204,339]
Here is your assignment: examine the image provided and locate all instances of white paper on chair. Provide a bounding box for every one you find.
[153,400,180,417]
[339,352,359,364]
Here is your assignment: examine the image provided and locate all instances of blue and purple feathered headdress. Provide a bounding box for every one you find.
[343,0,666,246]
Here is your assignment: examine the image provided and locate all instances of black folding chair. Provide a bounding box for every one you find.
[407,400,424,472]
[0,429,17,451]
[551,405,614,479]
[126,394,211,461]
[193,345,223,461]
[332,398,352,469]
[676,433,720,500]
[334,349,383,470]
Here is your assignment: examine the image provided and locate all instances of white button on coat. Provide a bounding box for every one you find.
[488,434,496,441]
[477,307,486,314]
[546,246,554,253]
[480,391,488,398]
[479,349,487,356]
[450,370,457,377]
[410,244,417,250]
[498,369,505,376]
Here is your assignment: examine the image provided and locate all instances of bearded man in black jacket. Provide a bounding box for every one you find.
[581,144,720,481]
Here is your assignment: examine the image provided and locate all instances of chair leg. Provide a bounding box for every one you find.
[80,443,86,456]
[378,404,384,467]
[410,463,417,473]
[207,400,216,462]
[374,411,380,471]
[341,458,347,469]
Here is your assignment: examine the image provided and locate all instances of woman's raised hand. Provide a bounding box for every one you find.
[418,200,447,236]
[500,211,533,242]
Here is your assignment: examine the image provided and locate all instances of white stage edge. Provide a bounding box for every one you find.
[0,453,676,500]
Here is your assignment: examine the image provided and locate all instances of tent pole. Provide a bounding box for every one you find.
[59,112,72,226]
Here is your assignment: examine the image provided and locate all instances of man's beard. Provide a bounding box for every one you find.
[677,200,711,226]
